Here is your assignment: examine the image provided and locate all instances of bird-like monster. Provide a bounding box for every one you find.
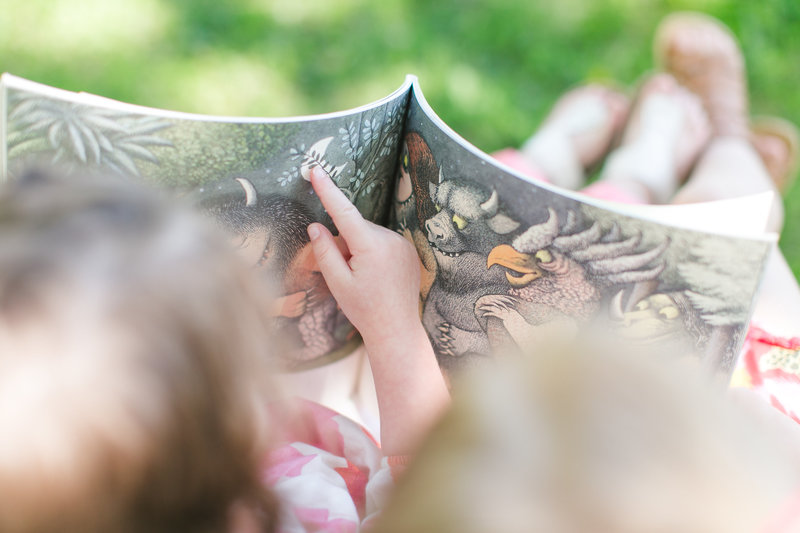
[478,208,668,349]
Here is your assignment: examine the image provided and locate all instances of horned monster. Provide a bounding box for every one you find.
[422,175,521,371]
[478,208,669,349]
[198,177,353,368]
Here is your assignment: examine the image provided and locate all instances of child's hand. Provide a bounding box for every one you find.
[306,166,421,347]
[307,166,449,456]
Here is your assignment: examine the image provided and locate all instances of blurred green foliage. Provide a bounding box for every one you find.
[2,0,799,273]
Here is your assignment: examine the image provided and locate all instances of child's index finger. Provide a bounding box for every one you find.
[309,166,369,245]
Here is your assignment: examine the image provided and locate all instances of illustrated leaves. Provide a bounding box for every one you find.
[332,96,406,208]
[7,93,174,176]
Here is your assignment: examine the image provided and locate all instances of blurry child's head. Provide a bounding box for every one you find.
[0,170,279,533]
[376,338,800,533]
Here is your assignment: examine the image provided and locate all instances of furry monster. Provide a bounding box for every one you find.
[200,177,352,368]
[422,176,521,372]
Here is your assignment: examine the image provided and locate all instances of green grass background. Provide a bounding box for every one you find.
[3,0,799,275]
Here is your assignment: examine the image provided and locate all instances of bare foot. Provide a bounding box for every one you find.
[623,74,711,181]
[521,85,630,189]
[598,74,711,203]
[543,85,631,169]
[657,13,785,231]
[655,12,748,138]
[751,116,799,193]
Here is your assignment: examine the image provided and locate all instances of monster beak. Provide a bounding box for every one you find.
[487,244,543,288]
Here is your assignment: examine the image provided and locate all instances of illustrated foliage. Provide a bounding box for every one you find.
[7,93,172,177]
[337,96,405,207]
[678,237,766,326]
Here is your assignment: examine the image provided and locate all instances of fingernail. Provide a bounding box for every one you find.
[307,224,320,240]
[311,166,328,181]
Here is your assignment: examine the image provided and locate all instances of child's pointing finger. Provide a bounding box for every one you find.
[309,166,370,252]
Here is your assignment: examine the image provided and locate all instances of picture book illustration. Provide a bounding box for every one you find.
[1,74,411,370]
[1,74,773,376]
[391,85,772,376]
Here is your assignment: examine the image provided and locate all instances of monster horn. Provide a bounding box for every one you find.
[569,234,641,263]
[609,290,625,321]
[511,208,559,253]
[235,177,258,207]
[480,189,499,216]
[602,222,622,242]
[587,239,669,275]
[552,222,602,252]
[562,210,579,233]
[603,263,666,285]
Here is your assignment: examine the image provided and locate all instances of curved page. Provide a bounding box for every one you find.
[1,73,413,371]
[393,80,773,378]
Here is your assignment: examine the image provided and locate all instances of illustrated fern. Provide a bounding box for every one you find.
[338,97,405,203]
[7,93,173,176]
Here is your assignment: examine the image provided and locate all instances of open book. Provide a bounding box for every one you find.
[0,74,774,376]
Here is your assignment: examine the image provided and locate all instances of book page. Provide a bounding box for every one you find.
[1,73,413,370]
[393,80,773,378]
[609,192,775,236]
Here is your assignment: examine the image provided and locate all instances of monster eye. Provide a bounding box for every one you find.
[534,249,552,263]
[452,214,468,230]
[435,204,441,212]
[635,300,650,311]
[658,306,679,320]
[402,154,409,170]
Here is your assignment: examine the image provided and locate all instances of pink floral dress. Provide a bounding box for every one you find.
[264,400,408,533]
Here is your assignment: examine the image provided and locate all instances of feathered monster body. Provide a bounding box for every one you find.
[496,249,600,319]
[478,208,668,349]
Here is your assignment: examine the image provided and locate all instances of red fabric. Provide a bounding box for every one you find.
[491,148,550,183]
[492,148,644,204]
[580,181,646,205]
[731,326,800,425]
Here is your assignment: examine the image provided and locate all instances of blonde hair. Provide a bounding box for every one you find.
[0,171,280,533]
[376,339,800,533]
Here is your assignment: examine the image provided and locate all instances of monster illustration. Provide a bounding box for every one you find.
[199,177,353,368]
[421,175,522,371]
[606,235,765,370]
[477,208,668,350]
[395,132,442,302]
[607,291,712,356]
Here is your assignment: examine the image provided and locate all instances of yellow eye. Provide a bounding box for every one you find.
[452,214,468,230]
[403,154,409,169]
[658,306,679,320]
[534,249,552,263]
[435,204,441,212]
[635,300,650,311]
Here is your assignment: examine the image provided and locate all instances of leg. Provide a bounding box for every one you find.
[655,12,748,138]
[655,12,784,230]
[671,136,784,232]
[655,12,797,336]
[584,74,710,204]
[674,132,796,338]
[514,85,629,189]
